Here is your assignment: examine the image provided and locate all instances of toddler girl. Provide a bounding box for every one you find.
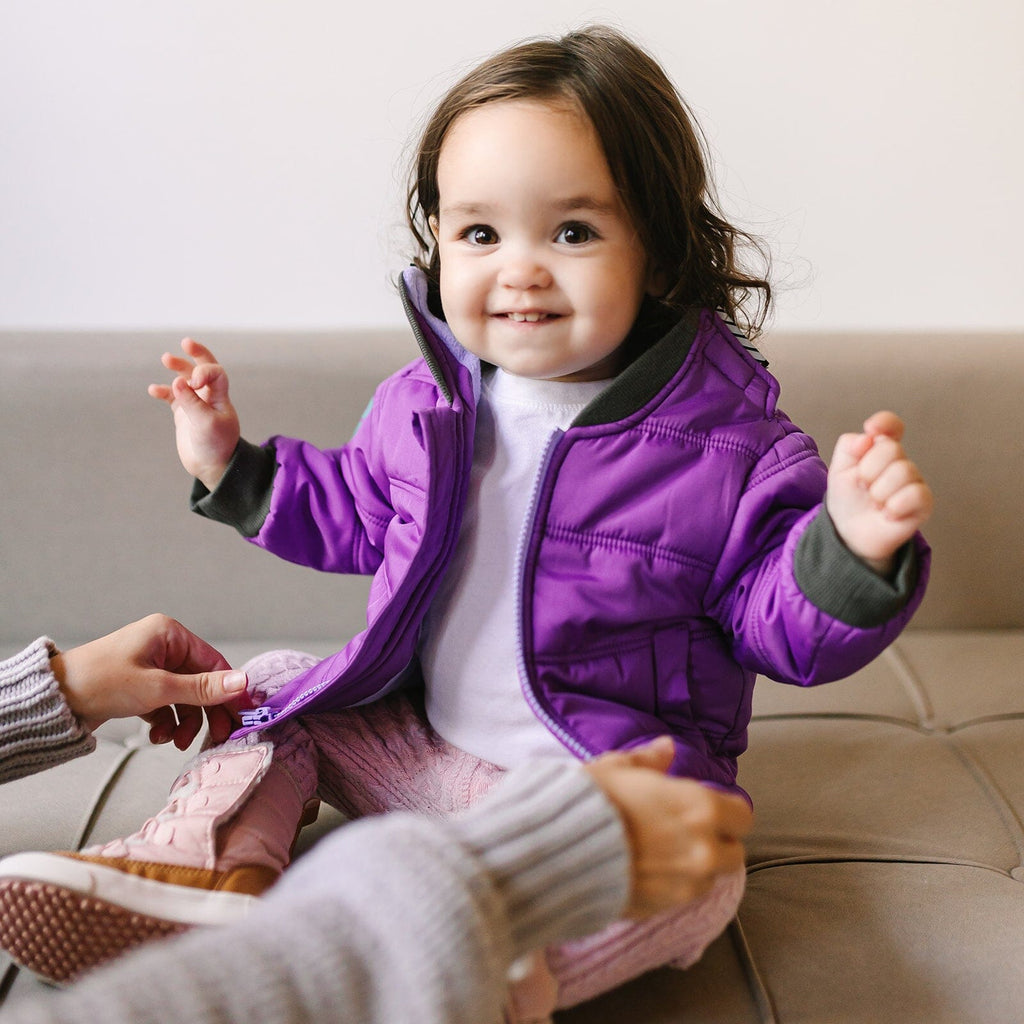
[0,25,931,1020]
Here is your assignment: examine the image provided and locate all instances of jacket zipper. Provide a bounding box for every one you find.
[399,275,453,405]
[236,288,462,735]
[513,429,592,760]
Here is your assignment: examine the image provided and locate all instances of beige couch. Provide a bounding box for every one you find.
[1,327,1022,1022]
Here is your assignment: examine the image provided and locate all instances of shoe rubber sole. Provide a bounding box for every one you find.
[0,852,258,984]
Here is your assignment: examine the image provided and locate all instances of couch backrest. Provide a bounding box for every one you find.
[764,332,1023,630]
[1,329,1020,646]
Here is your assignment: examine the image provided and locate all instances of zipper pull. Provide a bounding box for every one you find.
[240,706,278,728]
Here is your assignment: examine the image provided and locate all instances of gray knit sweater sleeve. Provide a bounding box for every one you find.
[0,639,95,785]
[7,760,629,1024]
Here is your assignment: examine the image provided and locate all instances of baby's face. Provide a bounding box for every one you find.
[430,99,653,383]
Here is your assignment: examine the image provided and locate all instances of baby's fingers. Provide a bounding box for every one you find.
[147,383,174,404]
[879,480,934,524]
[161,351,195,375]
[866,455,922,508]
[829,431,875,476]
[854,434,905,487]
[181,337,220,365]
[863,410,905,442]
[188,362,232,410]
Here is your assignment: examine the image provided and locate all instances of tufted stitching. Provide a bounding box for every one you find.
[945,733,1024,879]
[880,642,937,731]
[726,918,780,1024]
[72,733,145,851]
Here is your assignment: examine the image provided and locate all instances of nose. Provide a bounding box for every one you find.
[496,245,553,291]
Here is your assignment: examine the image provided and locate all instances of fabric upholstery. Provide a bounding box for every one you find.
[1,329,1021,1021]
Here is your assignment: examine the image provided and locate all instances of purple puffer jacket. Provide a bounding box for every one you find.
[211,268,929,797]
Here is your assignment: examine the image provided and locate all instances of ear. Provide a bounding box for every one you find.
[428,215,440,241]
[645,265,670,298]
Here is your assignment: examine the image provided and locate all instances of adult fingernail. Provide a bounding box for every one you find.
[223,671,247,693]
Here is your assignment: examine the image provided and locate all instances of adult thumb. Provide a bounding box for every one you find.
[620,736,676,773]
[165,669,248,707]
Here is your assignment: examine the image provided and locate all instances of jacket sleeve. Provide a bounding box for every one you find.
[704,429,930,686]
[191,392,393,577]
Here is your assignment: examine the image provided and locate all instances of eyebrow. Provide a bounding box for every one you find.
[439,195,621,219]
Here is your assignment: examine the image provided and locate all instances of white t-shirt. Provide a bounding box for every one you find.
[420,367,611,768]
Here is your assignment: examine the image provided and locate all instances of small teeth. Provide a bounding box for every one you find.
[507,313,548,322]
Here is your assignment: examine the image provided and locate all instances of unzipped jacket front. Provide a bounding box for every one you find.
[195,267,929,797]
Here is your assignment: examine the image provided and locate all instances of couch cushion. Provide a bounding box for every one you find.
[730,630,1024,1024]
[2,635,1022,1020]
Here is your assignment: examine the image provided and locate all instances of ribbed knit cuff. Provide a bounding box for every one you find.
[0,638,95,785]
[794,508,919,628]
[190,438,277,538]
[448,760,630,958]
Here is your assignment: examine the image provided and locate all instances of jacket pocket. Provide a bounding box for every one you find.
[652,625,692,722]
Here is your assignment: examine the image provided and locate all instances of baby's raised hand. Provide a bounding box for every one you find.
[825,411,933,576]
[148,338,240,491]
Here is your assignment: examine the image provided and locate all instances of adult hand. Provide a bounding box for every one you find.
[50,614,249,749]
[584,737,752,918]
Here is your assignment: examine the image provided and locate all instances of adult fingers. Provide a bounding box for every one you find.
[709,791,755,841]
[671,784,753,843]
[170,704,205,750]
[204,704,240,745]
[615,736,676,772]
[154,614,230,674]
[157,669,249,709]
[145,706,179,745]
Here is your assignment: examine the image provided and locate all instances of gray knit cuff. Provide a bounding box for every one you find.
[449,760,630,958]
[190,438,277,538]
[794,507,919,628]
[0,637,95,785]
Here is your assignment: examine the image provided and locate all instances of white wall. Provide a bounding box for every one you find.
[1,0,1021,332]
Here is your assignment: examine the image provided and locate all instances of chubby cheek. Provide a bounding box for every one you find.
[588,272,644,337]
[437,271,488,353]
[438,257,484,317]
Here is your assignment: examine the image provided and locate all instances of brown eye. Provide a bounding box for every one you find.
[557,223,593,245]
[466,226,498,245]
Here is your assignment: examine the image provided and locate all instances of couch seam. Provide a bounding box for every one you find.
[750,711,934,733]
[942,735,1024,875]
[745,855,1019,876]
[880,642,937,729]
[727,917,779,1023]
[73,740,143,850]
[948,712,1024,732]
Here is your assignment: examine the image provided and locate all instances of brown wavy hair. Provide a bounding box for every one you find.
[407,25,772,336]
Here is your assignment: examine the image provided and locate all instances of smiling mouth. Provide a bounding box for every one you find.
[498,312,561,323]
